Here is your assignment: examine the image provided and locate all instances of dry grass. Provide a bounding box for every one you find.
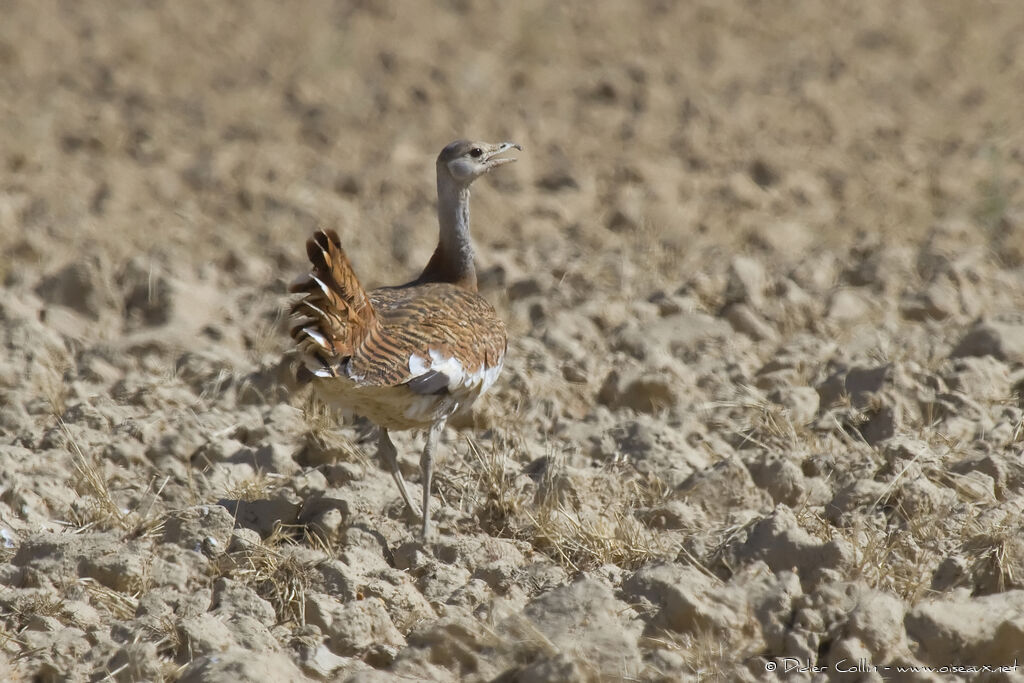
[77,577,139,621]
[220,470,281,503]
[213,524,318,625]
[32,349,72,417]
[62,420,166,539]
[298,394,371,468]
[641,627,759,682]
[446,435,669,571]
[526,502,664,572]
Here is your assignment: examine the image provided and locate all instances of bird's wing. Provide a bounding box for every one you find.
[346,283,507,395]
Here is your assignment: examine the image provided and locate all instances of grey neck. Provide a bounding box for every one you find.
[435,172,475,280]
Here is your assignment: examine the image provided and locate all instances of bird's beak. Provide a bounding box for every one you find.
[484,142,522,169]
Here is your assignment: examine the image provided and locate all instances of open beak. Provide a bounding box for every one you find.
[484,142,522,169]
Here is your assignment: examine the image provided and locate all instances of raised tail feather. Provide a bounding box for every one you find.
[289,229,376,378]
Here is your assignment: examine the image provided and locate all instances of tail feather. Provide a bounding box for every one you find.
[289,229,376,376]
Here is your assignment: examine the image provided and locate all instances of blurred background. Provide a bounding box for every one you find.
[2,0,1022,299]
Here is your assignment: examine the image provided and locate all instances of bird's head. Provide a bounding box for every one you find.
[437,139,521,187]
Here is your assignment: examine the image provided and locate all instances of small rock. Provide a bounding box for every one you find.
[607,198,643,234]
[905,590,1024,664]
[35,261,106,319]
[896,476,957,518]
[724,256,767,308]
[730,505,853,588]
[949,470,995,503]
[219,489,301,537]
[561,363,588,383]
[360,570,436,631]
[844,364,893,405]
[177,649,306,683]
[519,577,644,678]
[724,303,777,341]
[211,578,276,623]
[678,458,771,519]
[827,479,888,525]
[952,316,1024,363]
[824,637,875,670]
[106,642,163,682]
[316,559,359,602]
[899,278,960,321]
[766,386,819,425]
[511,653,587,683]
[748,456,806,508]
[826,288,872,322]
[506,277,543,300]
[611,312,731,360]
[176,613,236,658]
[598,369,681,414]
[622,564,745,635]
[931,556,970,592]
[163,505,236,554]
[943,355,1011,402]
[616,375,679,414]
[298,641,351,679]
[79,546,148,593]
[119,258,174,326]
[222,614,279,653]
[748,158,779,188]
[637,500,706,530]
[843,589,908,662]
[742,563,803,655]
[535,171,579,192]
[304,594,405,656]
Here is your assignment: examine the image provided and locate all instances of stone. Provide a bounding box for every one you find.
[304,594,405,656]
[748,456,807,508]
[943,355,1012,402]
[827,479,889,525]
[219,489,301,537]
[597,369,681,414]
[106,641,164,682]
[742,563,803,655]
[731,506,853,588]
[119,258,174,326]
[34,261,106,319]
[611,312,731,361]
[724,303,777,341]
[905,590,1024,665]
[678,458,772,520]
[621,564,746,635]
[211,578,276,624]
[952,316,1024,363]
[176,613,237,658]
[843,589,908,662]
[767,385,819,425]
[725,256,767,308]
[518,577,644,679]
[826,289,872,322]
[163,505,237,554]
[177,649,308,683]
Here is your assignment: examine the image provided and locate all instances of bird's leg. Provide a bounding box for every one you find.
[420,418,447,540]
[378,428,418,516]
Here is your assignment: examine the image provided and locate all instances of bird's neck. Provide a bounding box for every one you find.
[417,172,477,290]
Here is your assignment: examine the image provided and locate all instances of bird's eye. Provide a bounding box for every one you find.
[469,148,483,158]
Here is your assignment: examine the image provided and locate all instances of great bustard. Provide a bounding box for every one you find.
[289,139,519,538]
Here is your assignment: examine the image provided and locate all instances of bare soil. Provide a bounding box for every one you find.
[2,2,1024,681]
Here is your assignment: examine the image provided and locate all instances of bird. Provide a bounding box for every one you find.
[288,139,519,539]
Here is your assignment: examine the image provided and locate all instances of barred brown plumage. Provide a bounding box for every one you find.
[288,139,520,539]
